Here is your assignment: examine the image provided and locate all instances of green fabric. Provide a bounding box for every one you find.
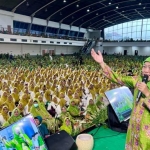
[37,135,47,150]
[60,118,72,135]
[96,95,103,108]
[30,100,50,118]
[35,116,50,138]
[67,103,80,117]
[88,126,126,150]
[87,103,98,115]
[4,108,22,127]
[30,100,57,132]
[143,57,150,64]
[103,63,150,149]
[59,111,73,123]
[4,125,32,150]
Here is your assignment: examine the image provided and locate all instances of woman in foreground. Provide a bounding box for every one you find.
[91,48,150,150]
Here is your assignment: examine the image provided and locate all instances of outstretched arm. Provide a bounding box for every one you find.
[91,49,113,79]
[91,49,105,69]
[91,48,136,88]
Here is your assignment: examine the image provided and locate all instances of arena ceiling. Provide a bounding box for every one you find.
[0,0,150,30]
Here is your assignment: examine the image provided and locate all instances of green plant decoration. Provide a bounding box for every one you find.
[90,107,108,127]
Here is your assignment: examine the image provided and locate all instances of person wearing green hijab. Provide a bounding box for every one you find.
[60,117,73,135]
[91,48,150,150]
[30,100,57,133]
[3,108,22,127]
[67,100,84,117]
[59,106,73,122]
[0,125,32,150]
[86,99,99,115]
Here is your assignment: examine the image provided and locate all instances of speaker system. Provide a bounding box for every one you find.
[44,130,77,150]
[107,104,129,133]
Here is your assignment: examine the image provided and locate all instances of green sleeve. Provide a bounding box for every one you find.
[67,106,80,116]
[3,121,9,127]
[60,125,72,135]
[30,107,37,117]
[23,134,32,147]
[38,135,45,146]
[4,140,15,148]
[103,63,138,88]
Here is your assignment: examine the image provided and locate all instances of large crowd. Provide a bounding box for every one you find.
[0,53,146,138]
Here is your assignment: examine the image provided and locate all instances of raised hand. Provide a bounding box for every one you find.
[91,48,104,64]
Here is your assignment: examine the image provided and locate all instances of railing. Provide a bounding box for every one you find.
[0,27,87,41]
[103,39,150,42]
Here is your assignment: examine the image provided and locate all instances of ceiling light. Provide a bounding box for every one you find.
[122,11,124,12]
[116,6,118,9]
[87,9,90,12]
[143,7,145,9]
[109,2,111,5]
[76,4,79,7]
[63,0,66,2]
[139,3,141,5]
[26,2,29,6]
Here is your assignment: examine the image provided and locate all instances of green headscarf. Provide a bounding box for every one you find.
[143,57,150,90]
[4,108,22,127]
[87,99,98,115]
[67,100,80,117]
[60,117,72,135]
[133,57,150,101]
[143,57,150,64]
[3,124,32,150]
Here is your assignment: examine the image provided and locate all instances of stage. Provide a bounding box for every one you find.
[45,125,126,150]
[87,126,126,150]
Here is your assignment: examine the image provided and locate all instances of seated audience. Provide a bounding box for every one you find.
[0,105,10,127]
[60,117,72,135]
[4,108,22,127]
[34,116,50,139]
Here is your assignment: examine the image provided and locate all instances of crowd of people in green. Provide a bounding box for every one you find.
[0,53,146,138]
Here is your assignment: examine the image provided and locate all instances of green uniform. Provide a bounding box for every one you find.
[103,58,150,150]
[3,108,22,127]
[2,125,32,150]
[60,118,72,135]
[30,100,57,133]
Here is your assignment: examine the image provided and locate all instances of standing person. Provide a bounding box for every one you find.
[91,48,150,150]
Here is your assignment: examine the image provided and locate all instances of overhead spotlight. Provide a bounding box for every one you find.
[87,9,90,12]
[76,4,79,7]
[63,0,66,2]
[116,6,119,9]
[109,2,111,5]
[139,3,141,5]
[26,2,29,6]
